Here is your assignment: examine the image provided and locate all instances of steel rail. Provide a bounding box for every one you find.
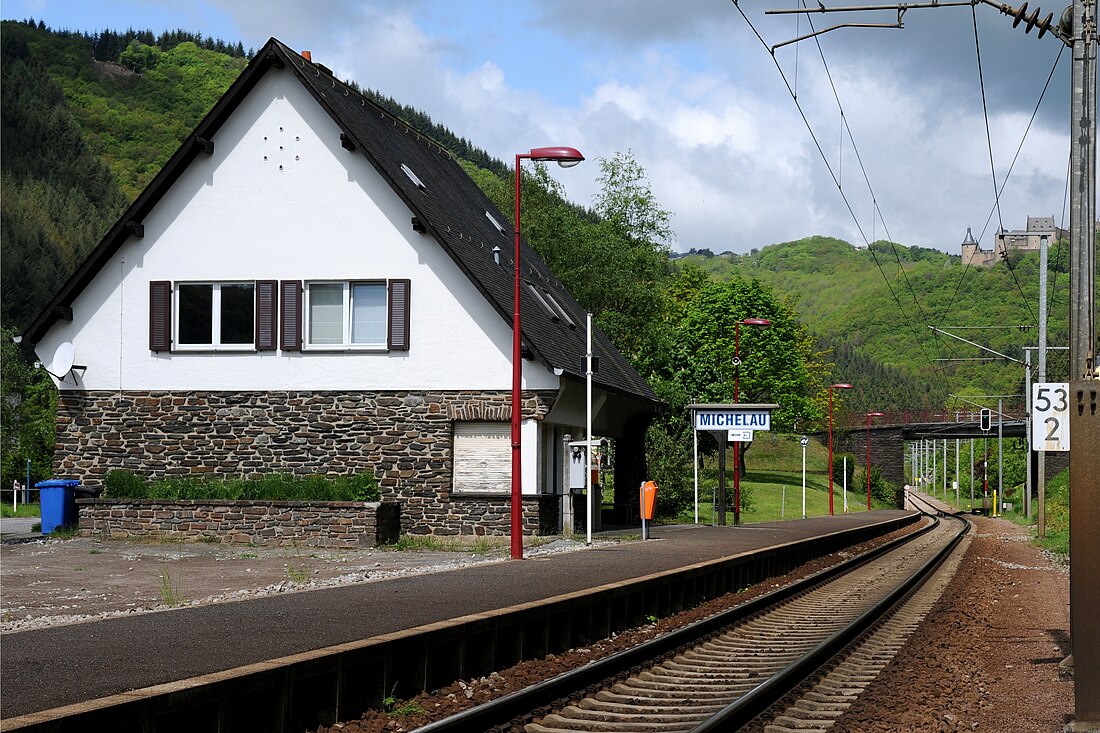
[689,511,968,731]
[414,514,941,732]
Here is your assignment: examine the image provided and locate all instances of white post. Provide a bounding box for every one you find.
[943,439,948,498]
[842,457,848,513]
[585,313,593,546]
[1025,351,1033,519]
[782,485,786,518]
[801,438,807,519]
[950,435,959,506]
[955,438,960,507]
[693,411,699,524]
[970,438,975,510]
[997,398,1003,512]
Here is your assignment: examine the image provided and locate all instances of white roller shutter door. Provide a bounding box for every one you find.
[453,422,510,493]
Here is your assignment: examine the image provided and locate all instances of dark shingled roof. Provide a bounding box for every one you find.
[24,38,658,405]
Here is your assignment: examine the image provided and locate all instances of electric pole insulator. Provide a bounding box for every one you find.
[1013,2,1030,27]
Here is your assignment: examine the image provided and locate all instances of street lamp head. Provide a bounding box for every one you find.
[739,318,771,327]
[526,146,585,168]
[830,383,853,390]
[866,411,885,417]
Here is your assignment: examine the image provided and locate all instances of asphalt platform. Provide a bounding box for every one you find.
[1,511,912,719]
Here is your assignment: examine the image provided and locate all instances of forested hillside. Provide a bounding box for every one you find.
[1,20,248,330]
[680,235,1073,410]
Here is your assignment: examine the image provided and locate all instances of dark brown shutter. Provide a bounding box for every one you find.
[280,280,302,351]
[388,279,410,351]
[255,280,278,351]
[149,281,172,352]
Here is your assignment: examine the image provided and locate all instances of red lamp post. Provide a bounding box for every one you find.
[511,146,584,560]
[732,318,770,525]
[865,411,885,510]
[827,383,853,516]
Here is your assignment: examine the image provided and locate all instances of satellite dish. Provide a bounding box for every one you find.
[48,342,75,376]
[42,342,84,382]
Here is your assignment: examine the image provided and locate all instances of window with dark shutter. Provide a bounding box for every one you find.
[280,280,302,351]
[388,278,410,351]
[149,281,172,352]
[255,280,278,351]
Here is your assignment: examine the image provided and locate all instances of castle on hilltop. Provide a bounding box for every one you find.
[961,216,1067,267]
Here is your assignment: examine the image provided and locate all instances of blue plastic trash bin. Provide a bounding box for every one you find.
[36,479,81,534]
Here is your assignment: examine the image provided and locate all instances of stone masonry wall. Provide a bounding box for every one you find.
[56,390,556,537]
[78,499,400,548]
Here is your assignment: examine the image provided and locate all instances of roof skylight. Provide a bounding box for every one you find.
[485,211,506,236]
[401,163,425,190]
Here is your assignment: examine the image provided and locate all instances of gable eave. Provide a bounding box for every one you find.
[22,39,288,345]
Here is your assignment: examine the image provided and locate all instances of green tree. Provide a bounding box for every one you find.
[118,39,161,73]
[1,327,57,491]
[592,150,672,247]
[643,265,827,515]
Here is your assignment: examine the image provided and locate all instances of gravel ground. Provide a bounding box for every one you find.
[831,513,1073,733]
[0,535,590,632]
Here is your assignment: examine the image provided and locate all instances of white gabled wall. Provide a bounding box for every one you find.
[35,69,558,395]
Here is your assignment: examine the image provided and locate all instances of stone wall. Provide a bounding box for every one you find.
[78,499,401,548]
[55,390,556,537]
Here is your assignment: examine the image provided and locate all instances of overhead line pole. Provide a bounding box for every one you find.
[1067,0,1099,726]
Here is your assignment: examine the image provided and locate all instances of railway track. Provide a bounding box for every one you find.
[416,506,968,733]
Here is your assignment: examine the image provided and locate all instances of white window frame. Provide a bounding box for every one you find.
[303,280,388,350]
[173,281,256,351]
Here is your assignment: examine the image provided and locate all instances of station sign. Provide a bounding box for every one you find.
[694,409,771,432]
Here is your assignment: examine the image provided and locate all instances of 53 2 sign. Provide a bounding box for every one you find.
[1032,382,1070,452]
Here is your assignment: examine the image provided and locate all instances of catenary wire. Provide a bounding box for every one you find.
[969,5,1039,326]
[735,1,950,387]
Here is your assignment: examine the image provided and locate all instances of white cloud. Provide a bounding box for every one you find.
[55,0,1077,254]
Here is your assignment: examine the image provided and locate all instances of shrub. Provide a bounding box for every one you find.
[867,466,896,506]
[104,469,148,498]
[101,470,380,502]
[832,452,857,487]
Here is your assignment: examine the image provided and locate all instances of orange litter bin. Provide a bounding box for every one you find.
[640,481,658,521]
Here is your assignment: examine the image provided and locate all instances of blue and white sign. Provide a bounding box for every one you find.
[695,409,771,431]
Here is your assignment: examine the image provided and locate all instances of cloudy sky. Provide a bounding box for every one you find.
[5,0,1077,254]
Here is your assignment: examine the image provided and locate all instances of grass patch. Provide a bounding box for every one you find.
[680,470,879,524]
[1,503,41,518]
[285,550,310,583]
[676,433,888,524]
[383,534,510,553]
[158,568,184,606]
[389,701,426,716]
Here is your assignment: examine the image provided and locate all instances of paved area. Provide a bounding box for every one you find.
[0,511,912,719]
[0,516,40,540]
